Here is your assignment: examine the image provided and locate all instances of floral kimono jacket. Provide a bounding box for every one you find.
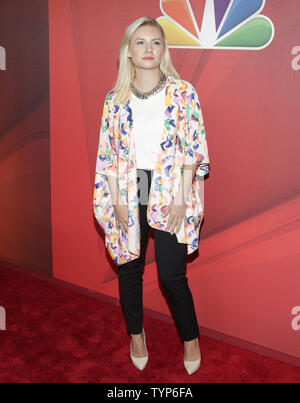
[93,76,209,265]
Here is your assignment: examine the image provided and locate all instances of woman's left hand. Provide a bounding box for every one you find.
[161,198,188,234]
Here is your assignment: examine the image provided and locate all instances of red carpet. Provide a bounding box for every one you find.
[0,264,300,383]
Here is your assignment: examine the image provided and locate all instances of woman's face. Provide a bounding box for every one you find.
[128,25,165,71]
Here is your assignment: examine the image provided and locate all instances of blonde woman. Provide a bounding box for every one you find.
[93,17,209,375]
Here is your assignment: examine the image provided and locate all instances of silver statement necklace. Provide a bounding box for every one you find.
[131,72,167,99]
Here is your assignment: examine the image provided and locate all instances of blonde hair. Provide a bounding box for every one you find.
[112,16,180,105]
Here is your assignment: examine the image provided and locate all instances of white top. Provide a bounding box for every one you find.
[130,89,165,170]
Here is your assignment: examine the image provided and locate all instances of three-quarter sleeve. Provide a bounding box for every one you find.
[93,91,118,237]
[184,85,209,177]
[95,91,117,178]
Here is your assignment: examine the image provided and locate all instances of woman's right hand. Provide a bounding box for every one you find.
[106,175,128,234]
[113,203,128,234]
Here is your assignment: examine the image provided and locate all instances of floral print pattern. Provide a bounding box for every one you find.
[93,76,209,265]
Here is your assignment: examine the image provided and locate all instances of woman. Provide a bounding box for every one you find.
[93,17,209,375]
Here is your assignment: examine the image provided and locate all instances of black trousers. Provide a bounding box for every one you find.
[118,169,199,342]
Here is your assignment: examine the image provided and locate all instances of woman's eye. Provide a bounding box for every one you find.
[154,41,161,45]
[136,41,144,45]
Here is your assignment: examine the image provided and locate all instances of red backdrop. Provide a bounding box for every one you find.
[49,0,300,361]
[0,0,51,275]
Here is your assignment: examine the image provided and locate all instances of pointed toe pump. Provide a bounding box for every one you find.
[183,353,201,375]
[130,328,148,371]
[184,341,201,375]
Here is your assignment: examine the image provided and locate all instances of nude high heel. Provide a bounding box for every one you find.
[184,339,201,375]
[184,353,201,375]
[130,328,148,371]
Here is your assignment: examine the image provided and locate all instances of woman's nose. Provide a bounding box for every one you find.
[145,42,153,52]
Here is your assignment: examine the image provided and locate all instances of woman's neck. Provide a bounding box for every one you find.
[133,68,162,92]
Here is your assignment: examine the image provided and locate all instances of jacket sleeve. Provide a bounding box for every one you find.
[93,91,117,234]
[184,84,210,177]
[95,91,117,178]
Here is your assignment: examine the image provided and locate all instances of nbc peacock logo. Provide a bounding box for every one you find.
[157,0,274,50]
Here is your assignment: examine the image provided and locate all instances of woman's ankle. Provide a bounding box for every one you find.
[131,331,143,341]
[184,337,199,345]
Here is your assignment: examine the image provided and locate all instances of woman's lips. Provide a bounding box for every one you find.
[143,57,154,60]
